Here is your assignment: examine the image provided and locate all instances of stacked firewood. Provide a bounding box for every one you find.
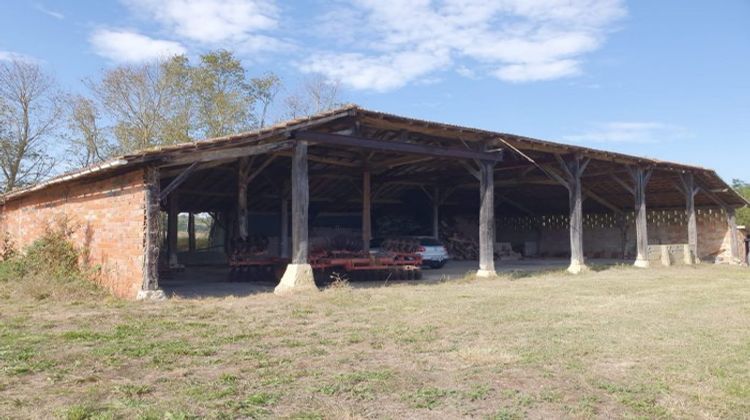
[439,220,479,260]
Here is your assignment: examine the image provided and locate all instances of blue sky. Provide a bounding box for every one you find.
[1,0,748,181]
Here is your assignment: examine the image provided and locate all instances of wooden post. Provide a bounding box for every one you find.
[630,167,652,268]
[280,197,289,258]
[432,186,440,239]
[275,141,317,294]
[138,166,164,299]
[567,159,586,273]
[362,168,371,253]
[167,193,179,268]
[727,207,741,264]
[477,161,496,277]
[678,173,700,264]
[237,158,250,241]
[291,142,309,264]
[188,213,196,252]
[550,154,591,273]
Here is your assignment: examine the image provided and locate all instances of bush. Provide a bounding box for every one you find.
[0,217,103,301]
[23,222,81,279]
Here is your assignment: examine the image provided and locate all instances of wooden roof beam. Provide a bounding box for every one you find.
[295,131,504,162]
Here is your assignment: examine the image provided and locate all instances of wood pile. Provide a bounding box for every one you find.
[439,219,524,260]
[439,220,478,260]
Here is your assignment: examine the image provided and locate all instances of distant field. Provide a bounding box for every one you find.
[1,265,749,418]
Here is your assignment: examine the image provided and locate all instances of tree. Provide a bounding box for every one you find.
[250,72,281,128]
[160,55,196,144]
[732,179,750,227]
[283,75,343,119]
[64,95,112,167]
[82,50,282,157]
[193,50,256,138]
[88,61,171,152]
[0,59,61,192]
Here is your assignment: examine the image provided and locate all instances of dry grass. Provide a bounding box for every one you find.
[1,264,749,419]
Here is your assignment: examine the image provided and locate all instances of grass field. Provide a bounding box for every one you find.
[1,264,749,419]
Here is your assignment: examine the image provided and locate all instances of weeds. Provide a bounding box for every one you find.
[0,215,103,301]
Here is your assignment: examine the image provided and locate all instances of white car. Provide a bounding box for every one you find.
[371,237,450,269]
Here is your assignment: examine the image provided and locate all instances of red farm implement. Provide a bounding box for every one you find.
[310,236,422,283]
[228,235,287,282]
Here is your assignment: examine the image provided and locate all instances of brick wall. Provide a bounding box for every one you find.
[492,208,744,263]
[0,168,150,298]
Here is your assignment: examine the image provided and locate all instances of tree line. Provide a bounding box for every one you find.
[0,50,341,192]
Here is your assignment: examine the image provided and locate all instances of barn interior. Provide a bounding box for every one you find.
[151,106,746,297]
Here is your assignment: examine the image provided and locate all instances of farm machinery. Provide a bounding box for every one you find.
[310,236,422,283]
[228,235,423,284]
[228,235,287,282]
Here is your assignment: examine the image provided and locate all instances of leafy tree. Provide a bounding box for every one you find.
[64,95,112,167]
[250,72,281,128]
[160,55,197,144]
[193,50,256,138]
[732,179,750,226]
[0,59,61,192]
[283,75,343,119]
[82,50,281,158]
[87,61,171,152]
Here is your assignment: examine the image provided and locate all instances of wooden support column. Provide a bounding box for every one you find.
[167,193,180,268]
[138,166,165,299]
[567,159,586,273]
[275,141,317,294]
[362,168,372,253]
[478,161,496,277]
[291,142,309,264]
[432,186,440,239]
[550,154,591,274]
[237,157,251,241]
[280,197,289,258]
[188,213,196,252]
[726,207,741,264]
[678,173,700,264]
[630,167,653,268]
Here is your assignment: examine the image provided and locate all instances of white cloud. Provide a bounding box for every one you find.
[493,59,581,82]
[564,122,690,144]
[34,3,65,20]
[303,49,451,92]
[122,0,278,44]
[0,51,36,62]
[90,29,186,63]
[303,0,626,91]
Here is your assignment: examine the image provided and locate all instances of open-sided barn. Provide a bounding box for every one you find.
[1,105,747,299]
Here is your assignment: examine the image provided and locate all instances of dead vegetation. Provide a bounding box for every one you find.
[1,264,750,418]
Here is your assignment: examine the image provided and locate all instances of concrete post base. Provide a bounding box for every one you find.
[136,289,167,301]
[476,269,497,278]
[275,263,318,295]
[633,258,650,268]
[567,261,589,274]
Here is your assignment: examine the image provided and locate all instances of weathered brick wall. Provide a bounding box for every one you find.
[0,169,149,298]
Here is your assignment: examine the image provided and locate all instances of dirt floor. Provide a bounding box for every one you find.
[161,259,617,298]
[1,264,750,418]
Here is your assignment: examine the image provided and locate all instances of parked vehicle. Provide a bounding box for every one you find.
[371,237,450,269]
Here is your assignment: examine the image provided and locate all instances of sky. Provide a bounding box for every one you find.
[1,0,749,182]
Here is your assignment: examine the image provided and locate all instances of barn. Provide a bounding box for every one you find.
[1,105,747,299]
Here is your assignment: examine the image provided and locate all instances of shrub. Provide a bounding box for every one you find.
[1,232,16,261]
[0,216,103,301]
[23,219,81,279]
